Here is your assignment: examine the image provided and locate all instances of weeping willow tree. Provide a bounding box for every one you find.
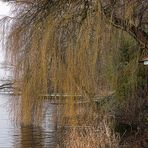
[2,0,148,126]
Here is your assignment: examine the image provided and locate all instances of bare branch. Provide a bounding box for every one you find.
[0,82,14,90]
[100,0,148,49]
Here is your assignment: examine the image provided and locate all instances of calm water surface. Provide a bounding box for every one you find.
[0,94,57,148]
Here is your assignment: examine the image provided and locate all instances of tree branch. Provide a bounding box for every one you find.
[0,82,14,90]
[109,16,148,49]
[101,1,148,49]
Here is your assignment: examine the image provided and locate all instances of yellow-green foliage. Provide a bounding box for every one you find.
[115,34,138,99]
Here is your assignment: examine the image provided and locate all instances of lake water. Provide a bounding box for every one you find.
[0,2,58,147]
[0,94,57,148]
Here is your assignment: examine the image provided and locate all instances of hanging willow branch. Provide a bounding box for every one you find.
[2,0,147,126]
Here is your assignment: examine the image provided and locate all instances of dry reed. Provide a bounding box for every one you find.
[57,115,119,148]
